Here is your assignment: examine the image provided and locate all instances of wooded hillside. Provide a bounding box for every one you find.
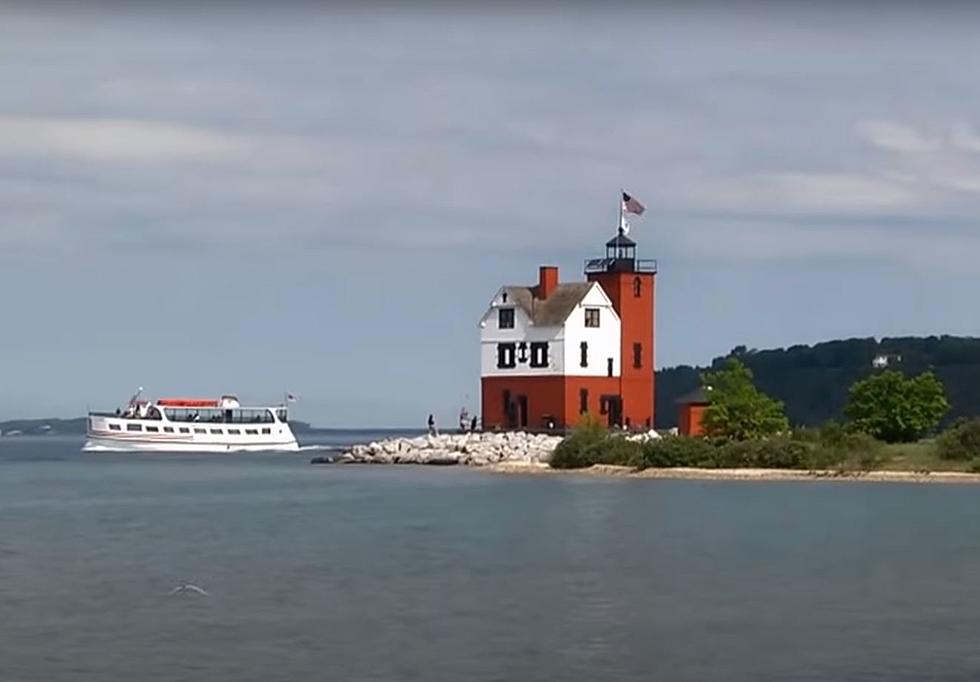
[655,336,980,429]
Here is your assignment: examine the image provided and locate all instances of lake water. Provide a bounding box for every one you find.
[3,435,980,681]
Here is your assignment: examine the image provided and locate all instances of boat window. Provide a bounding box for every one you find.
[146,426,159,433]
[276,409,288,423]
[163,426,174,433]
[126,424,142,432]
[109,423,121,431]
[179,427,190,434]
[228,429,240,435]
[246,429,258,435]
[210,429,223,435]
[194,428,206,434]
[262,428,271,435]
[163,407,277,424]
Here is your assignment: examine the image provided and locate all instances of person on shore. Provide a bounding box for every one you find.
[470,415,478,432]
[427,414,438,436]
[458,407,469,433]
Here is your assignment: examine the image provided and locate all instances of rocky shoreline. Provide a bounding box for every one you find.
[322,431,564,466]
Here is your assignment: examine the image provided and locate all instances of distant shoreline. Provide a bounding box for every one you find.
[483,461,980,484]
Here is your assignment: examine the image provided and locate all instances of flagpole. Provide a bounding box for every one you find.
[618,189,624,235]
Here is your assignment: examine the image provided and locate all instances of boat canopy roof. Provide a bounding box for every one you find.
[156,398,220,408]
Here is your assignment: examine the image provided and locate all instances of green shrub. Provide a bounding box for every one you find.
[593,436,644,468]
[550,419,642,469]
[708,438,813,469]
[790,426,821,443]
[936,418,980,461]
[550,420,609,469]
[639,436,718,468]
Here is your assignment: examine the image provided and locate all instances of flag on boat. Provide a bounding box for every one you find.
[622,191,645,215]
[287,393,297,402]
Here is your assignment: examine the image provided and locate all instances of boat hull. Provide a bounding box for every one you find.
[83,435,300,453]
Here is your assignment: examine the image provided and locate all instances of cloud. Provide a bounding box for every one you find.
[0,116,245,163]
[759,172,921,210]
[857,120,942,154]
[950,122,980,153]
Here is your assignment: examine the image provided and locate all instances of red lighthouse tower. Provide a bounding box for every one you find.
[585,230,657,429]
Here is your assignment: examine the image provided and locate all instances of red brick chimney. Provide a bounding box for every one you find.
[537,266,559,299]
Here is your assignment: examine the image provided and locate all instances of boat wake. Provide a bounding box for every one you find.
[298,445,339,452]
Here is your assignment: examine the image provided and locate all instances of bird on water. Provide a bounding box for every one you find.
[169,583,209,596]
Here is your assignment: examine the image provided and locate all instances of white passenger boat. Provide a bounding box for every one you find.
[84,391,299,452]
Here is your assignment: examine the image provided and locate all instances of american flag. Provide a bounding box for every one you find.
[286,393,297,402]
[622,191,645,215]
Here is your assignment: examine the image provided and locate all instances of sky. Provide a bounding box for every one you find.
[2,3,980,426]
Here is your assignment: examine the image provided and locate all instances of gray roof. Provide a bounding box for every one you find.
[502,282,594,327]
[606,231,636,248]
[676,386,710,405]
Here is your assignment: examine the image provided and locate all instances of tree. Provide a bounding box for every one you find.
[700,358,789,440]
[844,370,949,443]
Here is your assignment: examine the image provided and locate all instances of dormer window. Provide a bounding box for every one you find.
[498,308,515,329]
[633,277,642,298]
[584,308,600,328]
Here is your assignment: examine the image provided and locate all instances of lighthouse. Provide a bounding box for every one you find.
[479,201,656,431]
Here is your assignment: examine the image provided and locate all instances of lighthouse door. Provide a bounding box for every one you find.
[601,395,623,429]
[515,395,528,429]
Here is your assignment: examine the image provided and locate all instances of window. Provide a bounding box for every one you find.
[530,342,549,368]
[584,308,600,328]
[126,424,142,432]
[179,427,190,434]
[229,429,241,435]
[607,358,614,377]
[146,426,159,433]
[497,342,516,369]
[276,409,288,423]
[633,277,642,298]
[633,342,643,369]
[109,423,121,431]
[194,428,206,434]
[163,426,174,433]
[246,429,258,435]
[579,388,589,414]
[210,429,223,435]
[580,341,588,368]
[498,308,515,329]
[261,428,271,435]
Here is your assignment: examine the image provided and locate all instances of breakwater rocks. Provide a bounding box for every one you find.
[314,428,663,467]
[327,432,564,467]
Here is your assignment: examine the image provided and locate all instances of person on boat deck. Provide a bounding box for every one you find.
[427,414,438,436]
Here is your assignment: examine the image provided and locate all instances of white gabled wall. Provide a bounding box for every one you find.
[478,283,620,378]
[562,283,621,377]
[479,287,565,377]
